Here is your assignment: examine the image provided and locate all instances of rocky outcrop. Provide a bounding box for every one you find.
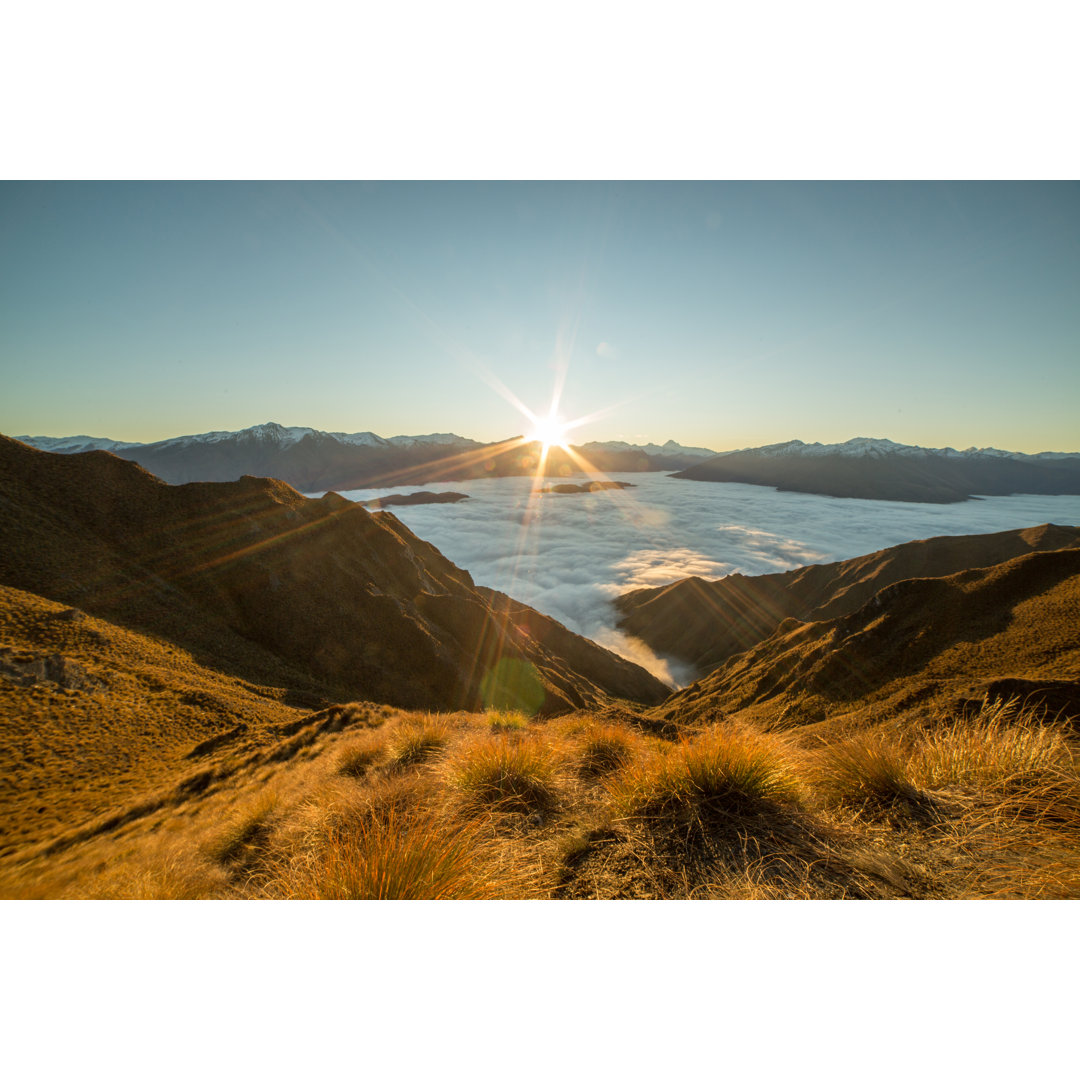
[0,648,101,691]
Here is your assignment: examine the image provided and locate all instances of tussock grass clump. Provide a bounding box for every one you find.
[487,709,529,732]
[269,808,503,899]
[387,717,452,768]
[209,790,280,865]
[449,735,559,812]
[608,725,802,823]
[814,727,924,811]
[337,739,386,779]
[575,725,637,775]
[913,699,1073,791]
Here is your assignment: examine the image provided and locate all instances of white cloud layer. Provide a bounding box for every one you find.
[331,474,1080,687]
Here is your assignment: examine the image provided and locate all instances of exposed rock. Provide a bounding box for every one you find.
[0,648,100,691]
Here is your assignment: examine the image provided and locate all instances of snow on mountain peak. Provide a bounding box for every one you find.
[736,437,1080,462]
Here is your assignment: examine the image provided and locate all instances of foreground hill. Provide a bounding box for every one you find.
[0,435,668,716]
[671,437,1080,502]
[15,423,716,490]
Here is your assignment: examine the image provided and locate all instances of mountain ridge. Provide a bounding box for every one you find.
[0,434,669,715]
[617,522,1080,678]
[672,437,1080,502]
[13,423,717,489]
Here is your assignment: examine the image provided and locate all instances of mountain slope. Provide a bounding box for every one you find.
[657,544,1080,730]
[671,437,1080,502]
[617,523,1080,676]
[0,436,669,715]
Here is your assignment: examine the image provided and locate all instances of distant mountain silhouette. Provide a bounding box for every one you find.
[14,424,717,490]
[671,437,1080,502]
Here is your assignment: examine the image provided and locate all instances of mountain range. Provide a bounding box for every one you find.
[14,423,719,490]
[672,437,1080,502]
[15,426,1080,503]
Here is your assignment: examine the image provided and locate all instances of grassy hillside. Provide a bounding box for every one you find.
[3,685,1077,899]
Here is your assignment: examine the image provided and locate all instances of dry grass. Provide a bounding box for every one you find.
[209,789,281,865]
[912,699,1073,790]
[812,725,925,812]
[5,692,1079,900]
[574,724,638,775]
[337,738,386,779]
[387,717,453,768]
[448,734,560,813]
[264,808,502,899]
[486,709,529,732]
[607,724,803,824]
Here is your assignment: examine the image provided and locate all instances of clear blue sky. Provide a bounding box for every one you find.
[2,181,1077,452]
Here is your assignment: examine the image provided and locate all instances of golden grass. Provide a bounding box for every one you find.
[387,717,452,767]
[607,724,803,824]
[574,724,637,775]
[448,734,560,813]
[812,726,924,811]
[265,809,501,899]
[486,709,529,732]
[912,699,1073,790]
[209,789,281,865]
[337,739,386,779]
[6,692,1079,900]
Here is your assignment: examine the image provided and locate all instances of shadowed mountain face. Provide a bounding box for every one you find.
[671,443,1080,503]
[657,545,1080,728]
[0,436,669,714]
[617,524,1080,677]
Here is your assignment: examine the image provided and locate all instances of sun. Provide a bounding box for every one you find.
[529,415,569,450]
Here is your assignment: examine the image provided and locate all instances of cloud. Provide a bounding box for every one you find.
[333,475,1080,687]
[596,341,617,359]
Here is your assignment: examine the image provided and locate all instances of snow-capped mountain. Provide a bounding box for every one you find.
[674,437,1080,503]
[721,437,1080,463]
[12,423,486,490]
[16,434,145,454]
[13,423,726,487]
[19,425,1076,503]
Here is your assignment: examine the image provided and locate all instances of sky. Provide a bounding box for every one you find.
[2,180,1078,453]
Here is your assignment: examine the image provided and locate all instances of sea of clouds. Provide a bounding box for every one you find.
[332,473,1080,687]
